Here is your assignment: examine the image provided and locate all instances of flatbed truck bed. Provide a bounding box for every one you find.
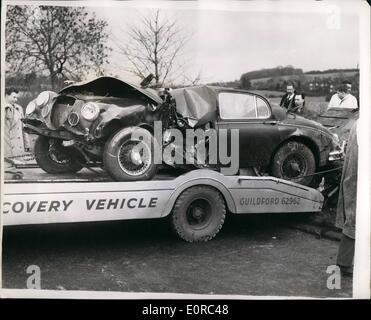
[2,169,324,242]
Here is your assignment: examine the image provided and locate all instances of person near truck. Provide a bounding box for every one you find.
[280,83,297,110]
[4,87,30,158]
[287,92,305,114]
[327,82,358,110]
[336,121,358,276]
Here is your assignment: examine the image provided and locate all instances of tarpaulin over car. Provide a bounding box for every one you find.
[171,86,218,127]
[60,76,163,106]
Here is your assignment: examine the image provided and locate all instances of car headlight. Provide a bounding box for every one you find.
[25,101,36,115]
[81,102,100,121]
[68,112,80,126]
[41,104,51,117]
[35,91,50,108]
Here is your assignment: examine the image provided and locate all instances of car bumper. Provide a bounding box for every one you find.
[23,123,75,140]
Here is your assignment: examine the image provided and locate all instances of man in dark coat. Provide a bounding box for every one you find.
[280,83,296,110]
[336,121,358,276]
[287,92,305,114]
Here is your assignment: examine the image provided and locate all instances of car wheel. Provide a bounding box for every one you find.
[171,186,226,242]
[34,136,83,174]
[271,141,316,186]
[103,127,157,181]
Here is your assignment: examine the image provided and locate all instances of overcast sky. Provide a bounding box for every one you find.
[92,4,359,84]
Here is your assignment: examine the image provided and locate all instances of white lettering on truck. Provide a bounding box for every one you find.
[86,198,158,210]
[2,198,158,214]
[3,200,73,214]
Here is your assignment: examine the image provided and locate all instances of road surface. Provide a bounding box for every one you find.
[2,213,352,298]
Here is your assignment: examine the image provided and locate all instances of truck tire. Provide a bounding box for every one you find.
[171,186,226,242]
[271,141,316,186]
[103,127,157,181]
[34,136,83,174]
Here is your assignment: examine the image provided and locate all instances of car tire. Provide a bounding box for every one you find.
[103,127,157,181]
[171,186,226,242]
[271,141,316,186]
[34,136,83,174]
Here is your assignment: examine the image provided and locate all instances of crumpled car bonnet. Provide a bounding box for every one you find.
[60,76,163,105]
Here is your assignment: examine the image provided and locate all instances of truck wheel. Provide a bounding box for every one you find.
[34,136,83,174]
[171,186,226,242]
[103,127,157,181]
[271,141,316,186]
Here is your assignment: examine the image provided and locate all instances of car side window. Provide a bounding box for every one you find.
[219,92,256,119]
[256,97,270,118]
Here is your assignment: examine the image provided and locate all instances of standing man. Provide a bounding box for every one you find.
[287,92,305,114]
[327,83,358,110]
[280,83,296,110]
[336,121,358,276]
[4,87,30,158]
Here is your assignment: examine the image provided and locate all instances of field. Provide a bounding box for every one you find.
[270,96,328,119]
[254,90,328,119]
[250,71,359,85]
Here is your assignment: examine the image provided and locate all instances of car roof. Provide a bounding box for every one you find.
[170,85,269,127]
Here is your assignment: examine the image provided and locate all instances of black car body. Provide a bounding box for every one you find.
[23,76,343,184]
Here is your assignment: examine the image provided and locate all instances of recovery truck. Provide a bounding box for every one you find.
[2,168,324,242]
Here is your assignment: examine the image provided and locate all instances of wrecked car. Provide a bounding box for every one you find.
[316,107,359,141]
[23,76,343,185]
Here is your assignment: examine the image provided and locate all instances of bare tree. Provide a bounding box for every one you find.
[180,71,202,87]
[6,5,110,89]
[114,10,192,87]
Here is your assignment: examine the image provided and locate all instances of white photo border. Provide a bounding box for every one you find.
[1,0,370,299]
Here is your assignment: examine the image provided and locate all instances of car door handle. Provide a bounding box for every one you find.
[263,121,277,125]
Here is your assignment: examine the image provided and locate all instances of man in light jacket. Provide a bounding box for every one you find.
[328,83,358,110]
[4,87,30,158]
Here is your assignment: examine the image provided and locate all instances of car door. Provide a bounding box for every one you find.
[215,91,281,168]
